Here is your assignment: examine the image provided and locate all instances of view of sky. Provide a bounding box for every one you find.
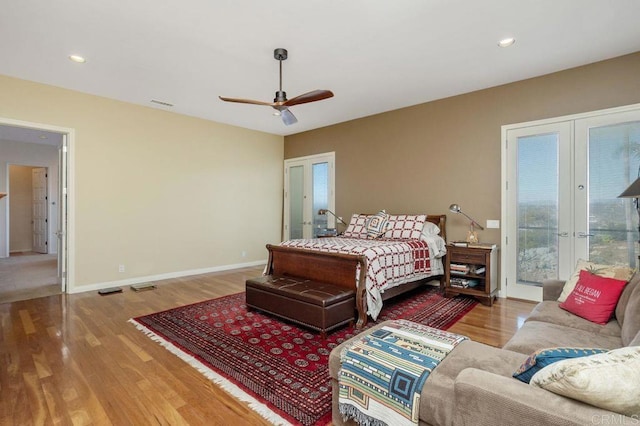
[518,122,640,203]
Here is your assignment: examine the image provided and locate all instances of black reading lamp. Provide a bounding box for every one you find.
[449,203,484,243]
[618,177,640,263]
[318,209,347,227]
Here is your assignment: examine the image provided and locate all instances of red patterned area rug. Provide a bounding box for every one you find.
[130,287,477,426]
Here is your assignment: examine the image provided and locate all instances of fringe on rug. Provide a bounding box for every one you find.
[339,403,387,426]
[128,318,292,426]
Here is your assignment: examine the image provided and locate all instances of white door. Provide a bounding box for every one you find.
[32,167,48,254]
[505,122,573,301]
[57,140,68,290]
[574,110,640,267]
[283,153,335,240]
[504,105,640,301]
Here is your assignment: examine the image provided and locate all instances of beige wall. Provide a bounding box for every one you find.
[0,74,283,290]
[284,52,640,243]
[9,165,35,252]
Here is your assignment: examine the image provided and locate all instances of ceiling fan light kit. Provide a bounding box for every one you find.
[219,48,334,126]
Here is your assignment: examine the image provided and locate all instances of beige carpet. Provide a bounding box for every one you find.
[0,252,60,304]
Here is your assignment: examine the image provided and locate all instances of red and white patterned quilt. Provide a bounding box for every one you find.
[279,237,444,320]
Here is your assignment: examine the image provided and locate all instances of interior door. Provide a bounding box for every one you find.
[283,153,335,240]
[31,167,48,254]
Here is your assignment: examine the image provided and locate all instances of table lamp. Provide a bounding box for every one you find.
[449,203,484,244]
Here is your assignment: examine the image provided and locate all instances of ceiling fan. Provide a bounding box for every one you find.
[219,48,334,126]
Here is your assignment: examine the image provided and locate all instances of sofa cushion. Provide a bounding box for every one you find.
[503,320,622,355]
[615,271,640,327]
[513,347,608,384]
[531,347,640,418]
[558,259,634,303]
[417,340,526,426]
[621,280,640,346]
[329,321,527,426]
[631,330,640,346]
[559,270,628,325]
[526,301,621,337]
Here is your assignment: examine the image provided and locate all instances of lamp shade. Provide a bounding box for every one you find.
[618,178,640,198]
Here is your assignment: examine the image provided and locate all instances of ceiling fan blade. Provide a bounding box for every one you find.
[281,108,298,126]
[282,90,334,107]
[219,96,274,107]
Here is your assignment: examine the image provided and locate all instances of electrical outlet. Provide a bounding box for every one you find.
[486,220,500,229]
[241,251,247,258]
[118,264,125,273]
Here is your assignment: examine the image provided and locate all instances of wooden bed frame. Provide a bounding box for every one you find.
[264,214,447,329]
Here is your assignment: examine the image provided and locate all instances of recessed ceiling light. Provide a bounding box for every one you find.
[498,38,516,48]
[39,135,48,139]
[273,111,281,116]
[68,54,86,63]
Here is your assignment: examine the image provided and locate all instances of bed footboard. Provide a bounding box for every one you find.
[265,244,369,328]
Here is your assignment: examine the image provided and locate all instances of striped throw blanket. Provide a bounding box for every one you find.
[338,319,468,426]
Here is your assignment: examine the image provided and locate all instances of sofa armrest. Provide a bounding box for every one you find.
[453,368,631,426]
[542,279,565,301]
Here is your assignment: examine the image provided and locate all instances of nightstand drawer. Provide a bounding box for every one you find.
[453,252,485,264]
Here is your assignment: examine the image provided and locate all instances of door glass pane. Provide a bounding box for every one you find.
[289,165,304,239]
[517,134,559,285]
[312,162,329,237]
[588,122,640,268]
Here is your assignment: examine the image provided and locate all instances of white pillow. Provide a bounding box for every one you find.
[557,259,635,303]
[342,214,369,239]
[383,214,427,240]
[531,346,640,417]
[365,210,390,239]
[420,221,441,238]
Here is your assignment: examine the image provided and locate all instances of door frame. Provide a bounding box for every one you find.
[0,117,75,293]
[501,102,640,301]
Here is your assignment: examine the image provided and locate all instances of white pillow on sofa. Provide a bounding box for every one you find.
[557,259,635,303]
[530,346,640,417]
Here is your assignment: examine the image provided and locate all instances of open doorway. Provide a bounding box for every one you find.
[0,121,69,303]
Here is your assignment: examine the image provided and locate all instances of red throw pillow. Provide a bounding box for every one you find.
[560,269,628,324]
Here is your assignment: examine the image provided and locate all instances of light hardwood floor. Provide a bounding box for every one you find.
[0,266,535,425]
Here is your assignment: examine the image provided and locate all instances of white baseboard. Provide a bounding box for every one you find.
[67,259,267,294]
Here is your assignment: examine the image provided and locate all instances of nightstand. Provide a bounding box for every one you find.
[445,244,498,306]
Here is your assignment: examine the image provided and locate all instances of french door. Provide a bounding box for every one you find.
[283,152,335,240]
[504,105,640,301]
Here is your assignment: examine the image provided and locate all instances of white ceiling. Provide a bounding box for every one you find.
[1,0,640,138]
[0,125,62,147]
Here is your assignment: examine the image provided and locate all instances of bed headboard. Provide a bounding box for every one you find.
[426,214,447,242]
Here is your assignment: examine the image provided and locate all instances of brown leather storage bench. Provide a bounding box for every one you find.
[246,275,356,338]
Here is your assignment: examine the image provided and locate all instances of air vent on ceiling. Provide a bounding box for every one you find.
[150,99,174,107]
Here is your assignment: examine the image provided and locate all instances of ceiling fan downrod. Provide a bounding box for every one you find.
[274,48,288,103]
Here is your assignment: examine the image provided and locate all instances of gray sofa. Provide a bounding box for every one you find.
[329,273,640,425]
